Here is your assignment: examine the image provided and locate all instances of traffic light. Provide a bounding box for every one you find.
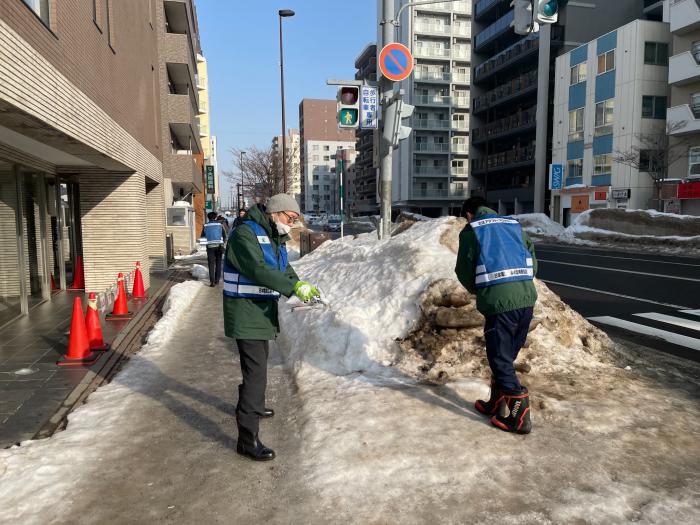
[511,0,537,35]
[382,99,415,148]
[337,86,360,129]
[536,0,559,24]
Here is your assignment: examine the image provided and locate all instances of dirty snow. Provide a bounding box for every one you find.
[190,264,209,281]
[0,281,204,524]
[278,218,700,523]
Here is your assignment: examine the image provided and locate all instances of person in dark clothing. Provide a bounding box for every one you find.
[455,196,538,434]
[223,194,320,461]
[201,211,225,287]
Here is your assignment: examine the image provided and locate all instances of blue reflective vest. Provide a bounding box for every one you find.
[471,214,534,288]
[203,221,225,246]
[223,220,288,299]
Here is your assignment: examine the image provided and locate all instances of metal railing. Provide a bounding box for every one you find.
[472,143,536,172]
[453,96,470,108]
[415,166,449,175]
[451,143,469,154]
[412,188,470,198]
[474,35,539,81]
[415,95,451,105]
[414,70,451,82]
[452,119,469,130]
[415,46,451,58]
[453,22,471,38]
[473,69,538,112]
[474,10,514,50]
[415,142,450,153]
[452,167,469,176]
[472,106,537,142]
[414,119,451,129]
[452,72,470,83]
[415,22,450,34]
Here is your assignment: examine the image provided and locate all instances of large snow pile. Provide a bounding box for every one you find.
[279,218,700,523]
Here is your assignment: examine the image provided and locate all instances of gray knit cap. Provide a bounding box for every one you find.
[266,193,301,215]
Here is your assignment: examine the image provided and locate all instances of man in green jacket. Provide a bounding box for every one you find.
[455,197,537,434]
[223,194,320,461]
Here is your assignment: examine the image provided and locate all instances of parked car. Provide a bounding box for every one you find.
[327,218,341,232]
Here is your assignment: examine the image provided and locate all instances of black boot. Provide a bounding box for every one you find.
[261,408,274,418]
[490,387,532,434]
[236,429,275,461]
[475,378,504,416]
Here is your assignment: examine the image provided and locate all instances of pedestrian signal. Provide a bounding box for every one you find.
[536,0,558,24]
[337,86,360,129]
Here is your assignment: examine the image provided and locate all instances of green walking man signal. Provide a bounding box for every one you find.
[337,86,360,129]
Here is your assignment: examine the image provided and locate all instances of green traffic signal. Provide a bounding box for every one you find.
[543,0,558,16]
[339,108,358,127]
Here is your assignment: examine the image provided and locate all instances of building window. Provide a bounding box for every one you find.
[642,96,667,119]
[594,154,612,175]
[594,99,614,136]
[324,146,330,151]
[567,159,583,180]
[312,145,319,151]
[570,63,587,85]
[568,108,584,142]
[22,0,50,25]
[693,41,700,64]
[644,42,669,66]
[312,155,319,161]
[323,156,330,161]
[689,147,700,175]
[639,150,658,172]
[692,93,700,118]
[597,50,615,75]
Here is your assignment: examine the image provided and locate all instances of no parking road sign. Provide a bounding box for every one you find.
[379,43,413,82]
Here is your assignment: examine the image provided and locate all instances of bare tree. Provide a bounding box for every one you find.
[613,121,690,210]
[225,142,300,206]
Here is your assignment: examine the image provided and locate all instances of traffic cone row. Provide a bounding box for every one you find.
[58,294,110,366]
[86,292,109,351]
[106,272,133,321]
[132,262,146,299]
[68,255,85,291]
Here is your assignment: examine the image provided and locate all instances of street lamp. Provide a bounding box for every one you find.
[278,8,295,194]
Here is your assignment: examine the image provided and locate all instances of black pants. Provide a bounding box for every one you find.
[484,307,533,393]
[235,339,269,441]
[206,245,223,284]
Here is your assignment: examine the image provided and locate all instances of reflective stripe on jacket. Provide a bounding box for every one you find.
[203,221,225,246]
[223,220,288,299]
[471,214,534,289]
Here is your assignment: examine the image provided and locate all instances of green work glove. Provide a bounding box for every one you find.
[294,281,320,303]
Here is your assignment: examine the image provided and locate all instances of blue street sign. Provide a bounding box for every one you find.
[550,164,563,190]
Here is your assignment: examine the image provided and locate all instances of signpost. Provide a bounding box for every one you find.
[205,165,215,193]
[378,43,413,82]
[360,85,378,129]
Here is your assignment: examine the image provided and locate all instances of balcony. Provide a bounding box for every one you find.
[166,153,202,192]
[453,1,471,14]
[414,70,451,83]
[168,93,202,154]
[411,187,470,199]
[416,1,452,12]
[669,51,700,85]
[415,166,450,176]
[474,10,515,52]
[415,46,451,59]
[472,106,537,144]
[415,142,450,153]
[453,21,471,38]
[667,104,700,135]
[474,35,539,84]
[472,143,536,174]
[415,22,450,35]
[415,94,451,106]
[453,45,471,61]
[453,96,470,109]
[475,0,505,21]
[414,119,451,130]
[452,72,471,84]
[452,119,470,131]
[452,167,469,176]
[670,0,700,35]
[451,142,469,154]
[473,69,538,114]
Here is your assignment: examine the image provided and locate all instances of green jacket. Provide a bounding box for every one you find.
[455,207,538,317]
[223,205,299,340]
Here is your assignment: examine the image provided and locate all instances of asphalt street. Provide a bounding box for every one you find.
[536,243,700,363]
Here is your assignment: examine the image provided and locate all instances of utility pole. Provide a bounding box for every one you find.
[379,0,395,240]
[533,23,551,214]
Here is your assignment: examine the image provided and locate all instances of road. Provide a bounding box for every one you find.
[536,243,700,363]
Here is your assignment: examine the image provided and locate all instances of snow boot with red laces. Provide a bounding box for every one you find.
[490,387,532,434]
[475,378,504,416]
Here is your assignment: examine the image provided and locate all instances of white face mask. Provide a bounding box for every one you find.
[275,221,292,235]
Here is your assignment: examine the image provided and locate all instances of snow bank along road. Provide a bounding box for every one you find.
[537,243,700,362]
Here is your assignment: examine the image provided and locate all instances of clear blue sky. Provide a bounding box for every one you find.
[197,0,377,202]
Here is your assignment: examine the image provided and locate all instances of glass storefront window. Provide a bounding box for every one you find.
[0,163,23,325]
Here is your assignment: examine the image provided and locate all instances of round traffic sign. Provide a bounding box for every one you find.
[379,43,413,82]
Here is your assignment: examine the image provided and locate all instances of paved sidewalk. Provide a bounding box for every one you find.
[0,282,316,524]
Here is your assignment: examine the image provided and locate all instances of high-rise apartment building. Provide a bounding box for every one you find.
[197,53,219,213]
[298,99,356,213]
[272,129,302,206]
[665,0,700,215]
[470,0,656,215]
[0,0,164,325]
[392,0,473,217]
[353,43,380,216]
[155,0,204,253]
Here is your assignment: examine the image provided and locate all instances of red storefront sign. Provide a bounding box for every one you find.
[594,191,607,201]
[678,181,700,199]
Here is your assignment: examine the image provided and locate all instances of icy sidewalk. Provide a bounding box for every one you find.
[0,282,312,524]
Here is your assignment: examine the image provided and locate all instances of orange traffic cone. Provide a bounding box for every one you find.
[69,255,85,290]
[86,292,109,351]
[106,273,133,321]
[131,262,146,299]
[58,296,98,366]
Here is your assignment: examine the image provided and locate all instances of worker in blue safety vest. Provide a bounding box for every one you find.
[455,196,538,434]
[202,211,226,287]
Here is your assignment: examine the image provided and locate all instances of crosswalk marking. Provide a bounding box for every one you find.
[634,312,700,332]
[538,260,700,283]
[682,310,700,318]
[588,316,700,352]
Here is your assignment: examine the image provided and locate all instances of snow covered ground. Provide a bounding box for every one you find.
[279,218,700,523]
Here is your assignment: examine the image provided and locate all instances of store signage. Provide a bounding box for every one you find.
[612,188,630,200]
[571,194,590,213]
[549,164,563,190]
[360,85,378,129]
[594,191,607,201]
[205,165,215,193]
